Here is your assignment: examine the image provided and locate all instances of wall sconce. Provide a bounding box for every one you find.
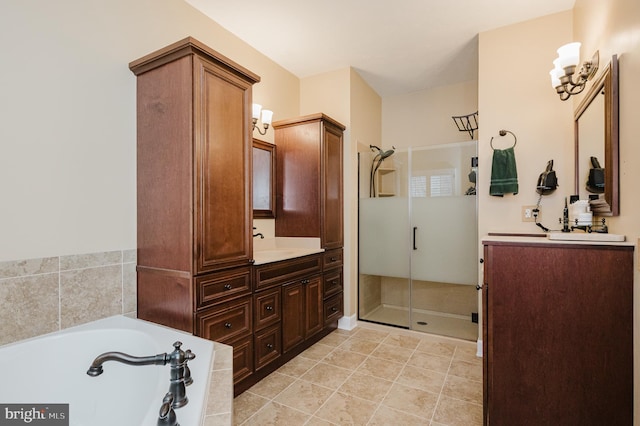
[252,103,273,135]
[549,42,599,101]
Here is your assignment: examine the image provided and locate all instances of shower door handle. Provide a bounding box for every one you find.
[413,227,417,250]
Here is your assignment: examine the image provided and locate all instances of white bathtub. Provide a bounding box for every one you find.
[0,315,214,426]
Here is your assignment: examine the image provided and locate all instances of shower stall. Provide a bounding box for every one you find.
[358,141,478,341]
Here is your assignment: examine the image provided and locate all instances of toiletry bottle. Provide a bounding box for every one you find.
[562,197,570,232]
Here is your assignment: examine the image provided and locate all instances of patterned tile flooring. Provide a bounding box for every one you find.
[233,322,482,425]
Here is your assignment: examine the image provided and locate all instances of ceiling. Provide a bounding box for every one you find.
[185,0,575,97]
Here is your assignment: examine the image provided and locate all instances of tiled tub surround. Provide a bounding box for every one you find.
[0,250,234,426]
[0,250,137,346]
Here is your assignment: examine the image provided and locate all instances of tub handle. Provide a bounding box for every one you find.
[158,392,178,426]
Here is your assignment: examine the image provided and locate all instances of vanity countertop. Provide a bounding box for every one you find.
[482,234,634,247]
[253,237,324,265]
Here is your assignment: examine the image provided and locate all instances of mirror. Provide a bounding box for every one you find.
[574,55,619,216]
[253,138,276,218]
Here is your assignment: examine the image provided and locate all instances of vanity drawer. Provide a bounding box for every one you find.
[254,254,322,290]
[196,266,251,308]
[323,248,343,271]
[324,292,343,325]
[229,334,253,384]
[254,286,281,330]
[196,296,252,343]
[254,323,281,371]
[323,270,343,299]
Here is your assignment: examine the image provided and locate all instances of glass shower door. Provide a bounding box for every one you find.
[358,141,478,340]
[409,143,478,340]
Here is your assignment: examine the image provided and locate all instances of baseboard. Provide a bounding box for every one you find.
[476,339,483,357]
[338,314,358,331]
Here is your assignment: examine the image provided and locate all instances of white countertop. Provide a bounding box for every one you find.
[253,237,324,265]
[482,233,634,247]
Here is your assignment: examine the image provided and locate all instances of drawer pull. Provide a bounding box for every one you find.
[223,283,232,290]
[265,305,273,311]
[224,322,232,329]
[330,257,337,262]
[301,279,309,284]
[331,307,338,312]
[266,343,273,349]
[331,280,338,285]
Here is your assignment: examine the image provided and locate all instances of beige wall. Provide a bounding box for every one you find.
[383,80,479,149]
[478,11,574,239]
[573,0,640,419]
[300,67,382,322]
[0,0,299,261]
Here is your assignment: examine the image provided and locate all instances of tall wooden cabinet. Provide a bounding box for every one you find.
[130,37,259,333]
[482,238,633,426]
[273,114,345,249]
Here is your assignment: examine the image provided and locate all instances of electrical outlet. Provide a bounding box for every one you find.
[522,205,538,222]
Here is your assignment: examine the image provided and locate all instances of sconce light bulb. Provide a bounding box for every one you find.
[261,109,273,126]
[252,103,262,120]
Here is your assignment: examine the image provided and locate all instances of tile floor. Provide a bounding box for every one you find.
[233,322,482,425]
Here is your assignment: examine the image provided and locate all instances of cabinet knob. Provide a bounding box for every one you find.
[223,283,232,290]
[331,280,338,285]
[331,307,338,312]
[301,279,309,284]
[266,343,274,349]
[265,305,273,311]
[330,257,337,262]
[224,322,232,329]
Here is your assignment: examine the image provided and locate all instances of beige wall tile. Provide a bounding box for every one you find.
[60,264,122,328]
[0,273,59,345]
[0,257,58,279]
[60,250,122,271]
[122,261,137,314]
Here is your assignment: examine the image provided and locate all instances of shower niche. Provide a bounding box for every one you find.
[358,141,478,341]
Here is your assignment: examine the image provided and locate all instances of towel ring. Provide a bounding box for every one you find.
[490,130,517,150]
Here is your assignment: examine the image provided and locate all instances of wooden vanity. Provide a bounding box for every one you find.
[482,236,633,425]
[130,38,345,397]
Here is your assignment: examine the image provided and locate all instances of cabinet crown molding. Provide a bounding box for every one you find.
[129,36,261,84]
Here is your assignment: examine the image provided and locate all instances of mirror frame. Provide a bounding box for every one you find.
[252,138,276,219]
[574,54,619,216]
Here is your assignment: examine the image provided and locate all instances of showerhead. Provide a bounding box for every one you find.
[379,149,395,160]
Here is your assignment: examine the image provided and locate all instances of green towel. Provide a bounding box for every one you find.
[490,147,518,196]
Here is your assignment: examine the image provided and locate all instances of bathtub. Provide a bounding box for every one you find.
[0,315,214,426]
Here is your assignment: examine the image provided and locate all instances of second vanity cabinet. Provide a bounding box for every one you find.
[482,238,633,425]
[230,252,342,395]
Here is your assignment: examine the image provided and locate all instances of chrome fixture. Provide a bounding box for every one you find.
[549,42,599,101]
[369,144,395,197]
[452,111,478,139]
[252,103,273,135]
[87,341,195,409]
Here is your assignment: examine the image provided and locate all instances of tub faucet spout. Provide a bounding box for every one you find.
[87,352,167,376]
[87,341,196,409]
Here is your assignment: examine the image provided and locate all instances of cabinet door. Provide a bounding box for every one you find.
[305,275,323,339]
[322,123,343,249]
[282,281,305,353]
[194,55,252,273]
[484,243,633,425]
